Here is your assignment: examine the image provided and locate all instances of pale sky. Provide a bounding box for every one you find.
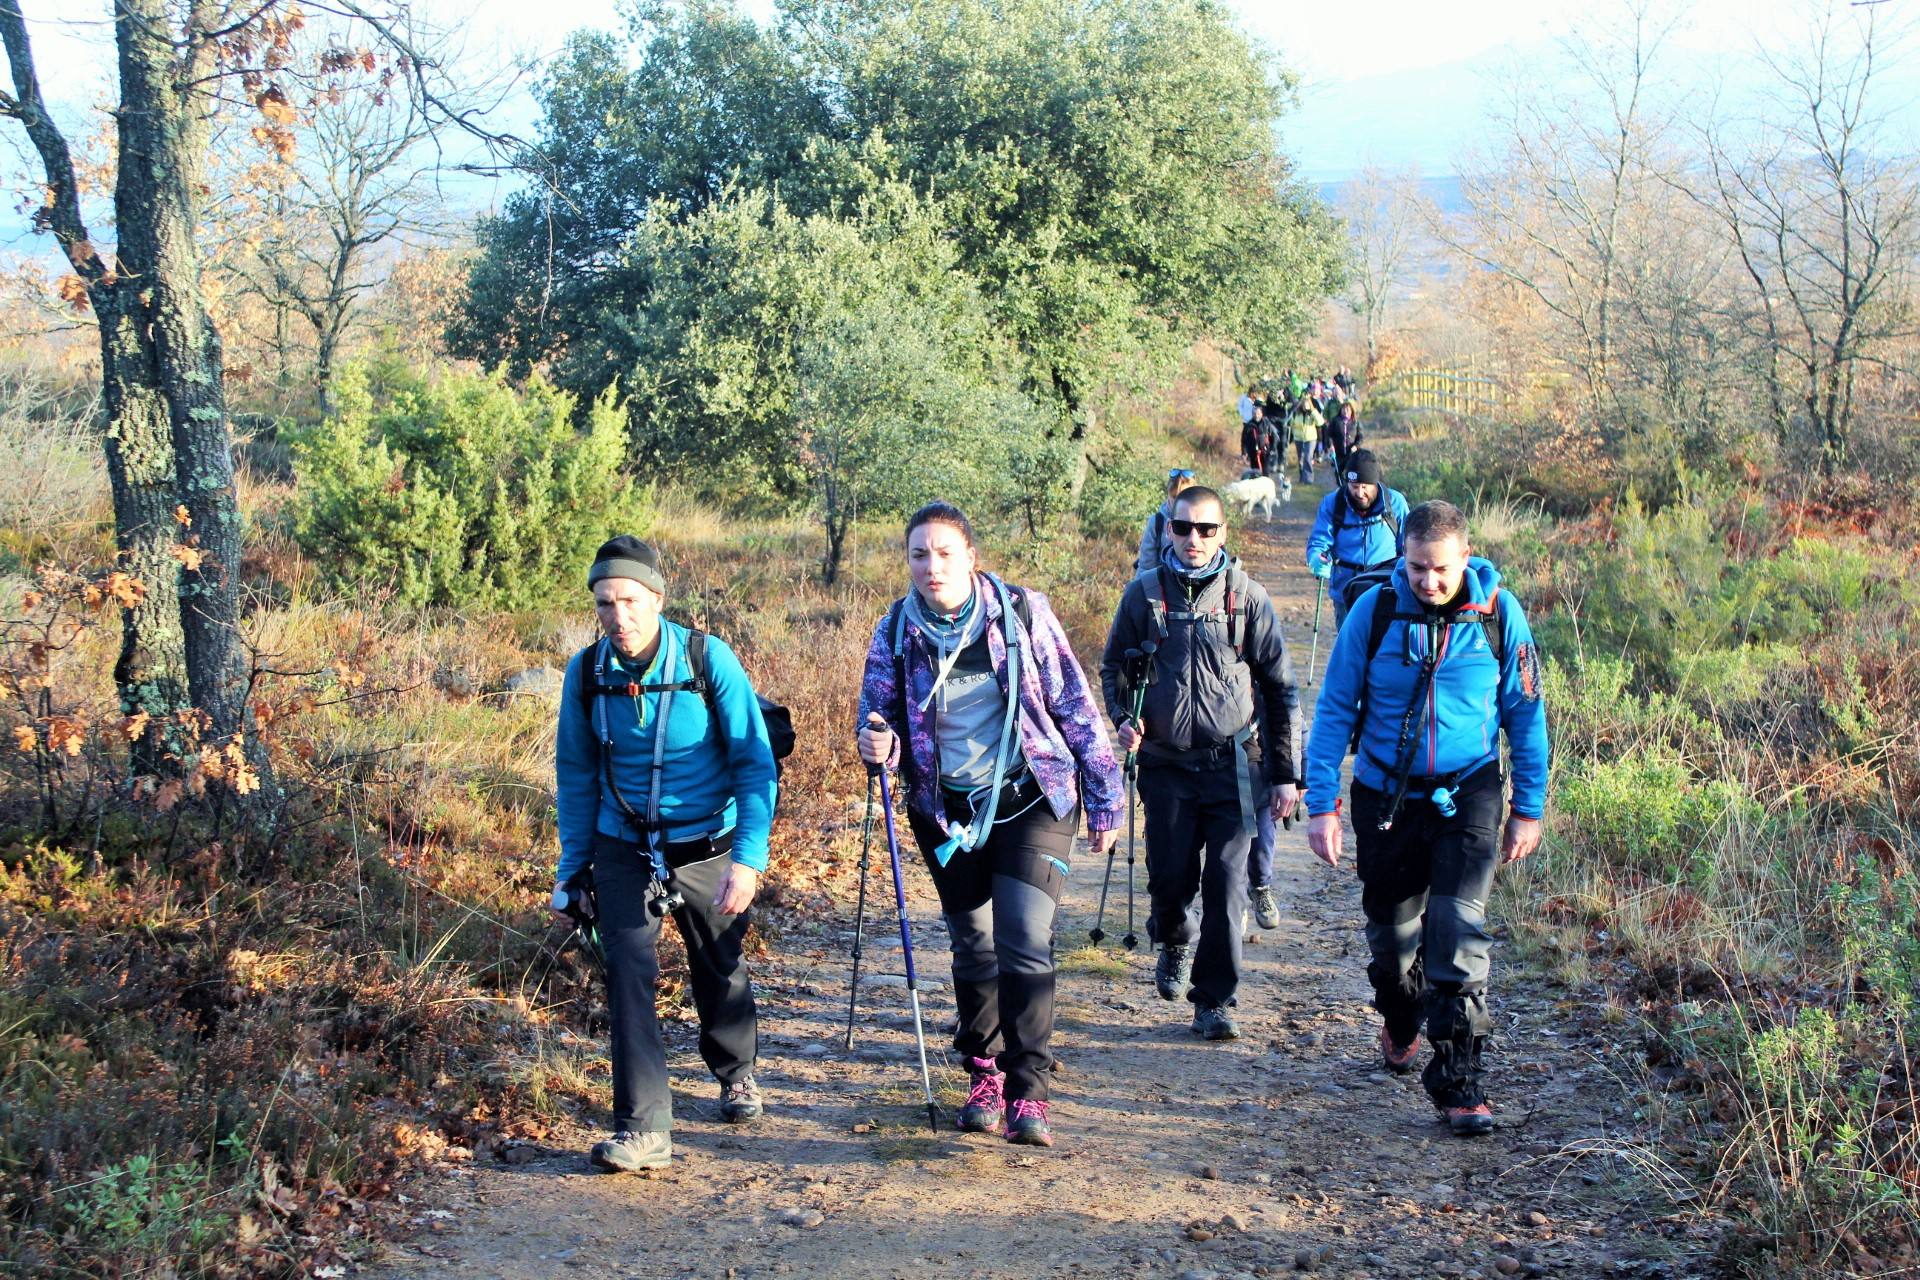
[7,0,1910,194]
[18,0,1823,90]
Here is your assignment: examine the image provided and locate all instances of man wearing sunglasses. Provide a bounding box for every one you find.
[1100,487,1303,1042]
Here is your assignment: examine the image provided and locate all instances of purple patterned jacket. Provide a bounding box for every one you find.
[857,574,1124,835]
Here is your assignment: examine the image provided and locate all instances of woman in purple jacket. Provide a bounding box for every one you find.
[857,502,1124,1147]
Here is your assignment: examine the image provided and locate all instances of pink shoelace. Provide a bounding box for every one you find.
[964,1068,1005,1112]
[1008,1098,1049,1126]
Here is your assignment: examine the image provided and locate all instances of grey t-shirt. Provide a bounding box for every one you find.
[934,631,1026,791]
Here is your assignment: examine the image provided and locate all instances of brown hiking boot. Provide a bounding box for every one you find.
[1380,1025,1420,1075]
[1445,1102,1494,1137]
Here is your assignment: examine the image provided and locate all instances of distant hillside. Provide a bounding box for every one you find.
[1315,174,1465,215]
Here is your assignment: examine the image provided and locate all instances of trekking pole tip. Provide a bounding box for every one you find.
[1088,926,1106,944]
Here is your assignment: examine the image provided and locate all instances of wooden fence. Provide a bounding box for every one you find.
[1376,359,1512,418]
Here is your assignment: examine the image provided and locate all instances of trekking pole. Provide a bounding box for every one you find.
[1122,764,1139,950]
[843,769,879,1050]
[1307,581,1325,686]
[552,873,609,988]
[1121,640,1156,951]
[877,769,940,1133]
[1089,646,1143,946]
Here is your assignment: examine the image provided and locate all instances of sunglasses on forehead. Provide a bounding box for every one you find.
[1167,468,1194,480]
[1168,518,1221,537]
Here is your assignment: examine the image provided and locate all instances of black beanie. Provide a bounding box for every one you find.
[587,535,666,595]
[1344,450,1383,487]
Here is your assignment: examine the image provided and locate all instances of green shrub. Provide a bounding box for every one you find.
[1078,436,1169,541]
[288,365,644,609]
[1554,755,1761,881]
[1542,653,1716,764]
[65,1153,238,1270]
[1835,853,1920,1017]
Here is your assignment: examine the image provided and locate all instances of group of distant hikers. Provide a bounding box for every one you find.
[1239,366,1364,486]
[548,375,1548,1174]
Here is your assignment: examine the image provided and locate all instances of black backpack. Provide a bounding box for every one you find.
[574,631,795,816]
[1338,560,1400,615]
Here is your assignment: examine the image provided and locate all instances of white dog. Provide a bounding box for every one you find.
[1225,472,1289,521]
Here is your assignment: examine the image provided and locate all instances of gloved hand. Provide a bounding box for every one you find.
[1310,556,1331,580]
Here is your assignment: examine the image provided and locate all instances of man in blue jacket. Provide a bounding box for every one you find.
[1302,501,1547,1136]
[1305,450,1410,630]
[551,535,779,1172]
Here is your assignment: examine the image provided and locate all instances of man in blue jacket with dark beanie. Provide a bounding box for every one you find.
[1302,501,1547,1137]
[551,535,779,1172]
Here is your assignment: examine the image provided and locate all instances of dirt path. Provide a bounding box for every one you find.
[366,484,1705,1280]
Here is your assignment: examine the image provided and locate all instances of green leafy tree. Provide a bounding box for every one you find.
[804,0,1343,491]
[452,0,1343,504]
[289,365,641,609]
[446,6,829,382]
[614,180,1050,577]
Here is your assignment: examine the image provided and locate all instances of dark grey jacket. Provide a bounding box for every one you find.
[1099,562,1303,786]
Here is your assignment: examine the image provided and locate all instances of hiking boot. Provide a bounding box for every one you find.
[1006,1098,1053,1147]
[1445,1102,1495,1137]
[1252,885,1281,930]
[1192,1003,1241,1041]
[588,1129,671,1173]
[719,1074,763,1123]
[1380,1026,1420,1075]
[957,1056,1006,1134]
[1154,944,1194,1001]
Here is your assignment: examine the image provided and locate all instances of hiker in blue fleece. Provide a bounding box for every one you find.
[1305,450,1410,631]
[1303,501,1547,1137]
[551,535,779,1172]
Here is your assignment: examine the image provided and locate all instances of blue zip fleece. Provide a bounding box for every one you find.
[1305,487,1410,600]
[555,621,778,883]
[1304,557,1548,820]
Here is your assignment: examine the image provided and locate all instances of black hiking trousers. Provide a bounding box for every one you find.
[909,794,1076,1102]
[1138,756,1255,1010]
[595,833,759,1134]
[1350,761,1504,1109]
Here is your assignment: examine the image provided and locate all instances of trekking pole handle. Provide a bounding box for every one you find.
[860,711,892,777]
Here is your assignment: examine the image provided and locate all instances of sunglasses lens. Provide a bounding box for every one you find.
[1169,520,1219,537]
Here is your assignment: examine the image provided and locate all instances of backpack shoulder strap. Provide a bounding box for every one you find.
[1225,564,1253,659]
[1363,586,1398,665]
[1009,585,1033,632]
[1352,587,1402,753]
[1331,490,1348,535]
[1383,495,1401,539]
[686,627,717,712]
[1138,567,1170,641]
[574,639,599,726]
[1485,588,1508,669]
[888,597,909,658]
